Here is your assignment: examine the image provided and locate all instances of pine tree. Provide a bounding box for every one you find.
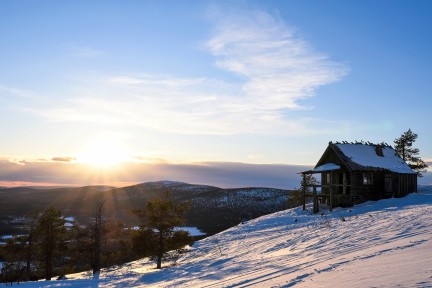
[23,210,39,280]
[295,174,319,212]
[301,174,318,192]
[36,207,67,280]
[132,192,193,269]
[0,236,27,284]
[68,223,93,272]
[394,129,428,177]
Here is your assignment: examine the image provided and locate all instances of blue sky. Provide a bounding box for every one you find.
[1,0,431,187]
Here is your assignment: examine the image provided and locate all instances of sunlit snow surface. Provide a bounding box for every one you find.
[16,186,432,287]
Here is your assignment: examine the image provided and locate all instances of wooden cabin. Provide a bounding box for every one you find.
[301,141,417,212]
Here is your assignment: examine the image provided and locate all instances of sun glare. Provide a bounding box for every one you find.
[77,139,130,168]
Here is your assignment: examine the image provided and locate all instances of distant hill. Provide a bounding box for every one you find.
[0,181,292,236]
[25,185,115,191]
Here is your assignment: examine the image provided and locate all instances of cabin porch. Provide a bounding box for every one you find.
[300,168,352,213]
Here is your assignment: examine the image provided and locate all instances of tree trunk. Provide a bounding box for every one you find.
[156,230,164,269]
[93,202,104,274]
[93,224,101,274]
[25,234,33,279]
[45,224,53,280]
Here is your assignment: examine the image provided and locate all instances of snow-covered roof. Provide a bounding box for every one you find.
[335,143,416,174]
[304,163,341,174]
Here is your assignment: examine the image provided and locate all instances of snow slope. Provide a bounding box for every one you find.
[15,186,432,287]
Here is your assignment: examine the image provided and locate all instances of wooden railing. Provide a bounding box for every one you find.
[302,182,352,213]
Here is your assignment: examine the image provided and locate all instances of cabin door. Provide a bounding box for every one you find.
[384,174,393,194]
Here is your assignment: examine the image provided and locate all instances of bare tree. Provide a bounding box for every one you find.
[92,200,107,275]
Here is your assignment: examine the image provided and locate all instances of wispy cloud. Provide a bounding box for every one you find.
[207,8,348,110]
[0,85,40,100]
[13,8,348,135]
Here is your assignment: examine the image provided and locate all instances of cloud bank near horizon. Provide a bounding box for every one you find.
[1,159,431,189]
[0,159,311,189]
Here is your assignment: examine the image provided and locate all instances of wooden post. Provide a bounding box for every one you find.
[313,185,319,214]
[329,173,333,211]
[302,173,306,211]
[343,173,347,195]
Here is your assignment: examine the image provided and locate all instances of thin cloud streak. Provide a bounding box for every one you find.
[0,85,40,101]
[51,156,76,162]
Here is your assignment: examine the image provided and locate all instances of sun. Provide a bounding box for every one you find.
[77,138,130,168]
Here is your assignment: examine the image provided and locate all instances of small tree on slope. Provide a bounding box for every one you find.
[36,206,67,280]
[394,129,428,177]
[91,200,108,275]
[288,174,318,208]
[132,192,193,269]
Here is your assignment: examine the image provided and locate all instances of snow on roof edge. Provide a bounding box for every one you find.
[302,163,341,174]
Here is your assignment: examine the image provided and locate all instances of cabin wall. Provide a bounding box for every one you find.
[348,172,417,202]
[319,152,345,167]
[392,174,417,197]
[319,171,417,207]
[350,172,384,202]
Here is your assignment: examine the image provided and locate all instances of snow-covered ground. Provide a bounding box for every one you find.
[173,227,206,237]
[13,186,432,287]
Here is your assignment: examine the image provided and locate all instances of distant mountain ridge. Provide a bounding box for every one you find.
[0,181,292,236]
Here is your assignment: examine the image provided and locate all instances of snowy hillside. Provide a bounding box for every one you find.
[16,186,432,287]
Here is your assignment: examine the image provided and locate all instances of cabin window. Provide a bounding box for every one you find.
[363,173,373,185]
